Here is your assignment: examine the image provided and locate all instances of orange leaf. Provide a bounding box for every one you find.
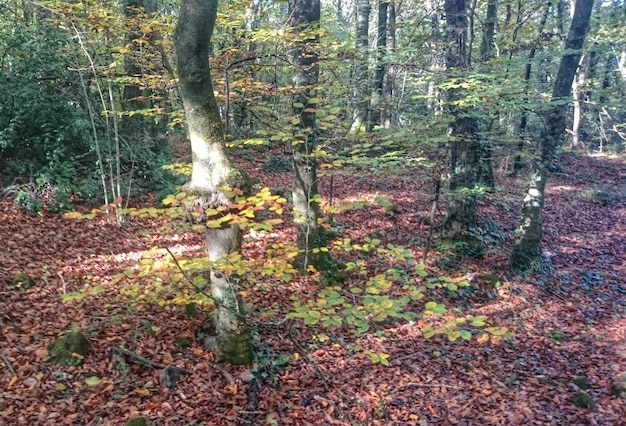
[476,333,489,344]
[491,335,504,344]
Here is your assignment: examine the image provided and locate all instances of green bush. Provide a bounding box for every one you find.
[262,155,292,173]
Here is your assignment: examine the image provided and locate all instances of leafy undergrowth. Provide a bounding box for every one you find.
[1,153,626,425]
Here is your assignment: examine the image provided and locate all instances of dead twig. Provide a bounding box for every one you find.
[1,353,17,377]
[398,382,464,391]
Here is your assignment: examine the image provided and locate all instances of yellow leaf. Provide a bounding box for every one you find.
[476,333,489,344]
[135,388,151,396]
[8,376,18,387]
[192,348,204,356]
[55,383,67,391]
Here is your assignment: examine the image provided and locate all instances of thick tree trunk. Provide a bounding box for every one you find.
[441,0,492,250]
[174,0,252,365]
[510,0,594,272]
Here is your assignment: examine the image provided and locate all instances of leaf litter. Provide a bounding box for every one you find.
[0,153,625,425]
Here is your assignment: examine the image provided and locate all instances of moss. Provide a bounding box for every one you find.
[218,332,253,366]
[9,272,36,290]
[124,418,147,426]
[509,243,546,273]
[573,376,592,390]
[570,392,595,409]
[440,237,484,258]
[610,375,626,398]
[48,332,90,366]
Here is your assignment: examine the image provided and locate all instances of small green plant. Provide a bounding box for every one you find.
[573,376,592,390]
[262,155,292,172]
[175,337,192,348]
[547,329,567,342]
[570,392,595,408]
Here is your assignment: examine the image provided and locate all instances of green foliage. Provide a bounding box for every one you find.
[288,236,508,345]
[9,272,36,291]
[547,329,568,342]
[570,392,595,409]
[262,155,292,173]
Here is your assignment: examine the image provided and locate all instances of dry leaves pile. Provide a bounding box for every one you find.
[1,153,625,425]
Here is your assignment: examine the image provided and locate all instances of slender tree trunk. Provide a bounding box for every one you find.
[571,53,587,148]
[289,0,332,274]
[369,0,388,130]
[383,1,396,128]
[513,2,551,174]
[230,0,263,133]
[510,0,594,272]
[479,0,497,61]
[350,0,371,133]
[174,0,252,365]
[426,0,442,114]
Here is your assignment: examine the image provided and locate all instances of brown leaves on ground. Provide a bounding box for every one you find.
[1,153,626,425]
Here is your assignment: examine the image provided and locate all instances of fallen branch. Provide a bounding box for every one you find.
[398,382,464,391]
[1,353,17,377]
[110,345,192,389]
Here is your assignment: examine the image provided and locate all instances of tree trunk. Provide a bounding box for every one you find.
[479,0,497,61]
[383,1,396,128]
[350,0,371,133]
[441,0,491,251]
[513,3,551,174]
[289,0,332,274]
[510,0,594,272]
[174,0,253,365]
[369,0,388,130]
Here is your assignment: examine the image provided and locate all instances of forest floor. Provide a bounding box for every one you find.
[1,151,626,425]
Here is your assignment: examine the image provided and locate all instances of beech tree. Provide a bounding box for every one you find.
[174,0,253,365]
[510,0,594,271]
[440,0,489,249]
[289,0,331,274]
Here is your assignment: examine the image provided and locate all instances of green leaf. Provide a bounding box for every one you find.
[425,301,437,310]
[459,330,472,340]
[84,376,101,386]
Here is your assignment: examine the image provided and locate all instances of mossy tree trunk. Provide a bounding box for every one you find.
[174,0,252,365]
[510,0,593,272]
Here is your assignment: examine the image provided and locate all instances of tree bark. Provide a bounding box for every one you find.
[510,0,594,272]
[382,1,396,128]
[289,0,332,274]
[440,0,492,251]
[369,0,388,130]
[350,0,371,133]
[513,3,551,174]
[174,0,253,365]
